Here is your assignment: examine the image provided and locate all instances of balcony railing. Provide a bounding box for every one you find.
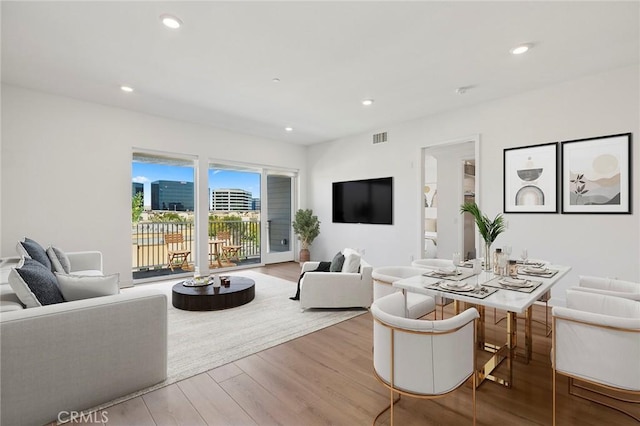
[132,220,260,272]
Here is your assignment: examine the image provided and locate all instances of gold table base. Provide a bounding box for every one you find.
[455,301,533,388]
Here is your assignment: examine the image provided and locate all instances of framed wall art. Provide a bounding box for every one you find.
[561,133,631,214]
[504,142,558,213]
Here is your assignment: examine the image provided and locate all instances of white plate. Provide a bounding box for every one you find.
[522,267,548,274]
[499,278,533,288]
[440,282,475,292]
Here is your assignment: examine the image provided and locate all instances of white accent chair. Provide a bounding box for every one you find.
[372,266,436,319]
[573,275,640,301]
[299,258,373,310]
[371,292,479,425]
[552,289,640,423]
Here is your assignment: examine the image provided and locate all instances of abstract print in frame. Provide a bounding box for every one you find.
[503,142,558,213]
[561,133,631,214]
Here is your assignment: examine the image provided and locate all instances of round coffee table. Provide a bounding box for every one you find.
[172,276,255,311]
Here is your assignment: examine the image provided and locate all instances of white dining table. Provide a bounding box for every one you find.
[393,264,571,388]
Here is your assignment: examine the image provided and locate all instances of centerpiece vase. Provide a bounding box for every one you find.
[484,241,492,271]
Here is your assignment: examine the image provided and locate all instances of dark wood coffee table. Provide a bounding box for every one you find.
[172,276,255,311]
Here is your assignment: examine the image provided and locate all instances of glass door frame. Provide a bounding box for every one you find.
[262,168,298,264]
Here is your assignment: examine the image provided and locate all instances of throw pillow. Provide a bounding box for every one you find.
[8,257,65,308]
[16,237,52,271]
[342,253,361,273]
[47,246,71,274]
[55,273,120,301]
[330,251,345,272]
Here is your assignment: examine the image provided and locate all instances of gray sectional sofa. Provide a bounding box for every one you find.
[0,252,168,425]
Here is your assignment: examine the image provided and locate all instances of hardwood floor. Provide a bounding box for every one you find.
[65,262,635,425]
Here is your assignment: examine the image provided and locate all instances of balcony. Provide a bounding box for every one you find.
[132,220,261,280]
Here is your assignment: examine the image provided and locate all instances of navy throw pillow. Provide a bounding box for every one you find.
[16,237,52,271]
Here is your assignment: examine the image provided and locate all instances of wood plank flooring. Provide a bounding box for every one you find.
[59,262,636,425]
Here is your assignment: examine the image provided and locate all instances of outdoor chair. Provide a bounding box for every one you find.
[164,233,191,271]
[217,230,242,262]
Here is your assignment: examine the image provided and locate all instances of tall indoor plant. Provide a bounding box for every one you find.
[460,202,505,270]
[292,209,320,262]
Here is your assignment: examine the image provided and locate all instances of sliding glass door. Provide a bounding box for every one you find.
[132,152,196,280]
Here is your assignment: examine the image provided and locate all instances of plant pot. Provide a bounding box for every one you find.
[299,248,310,263]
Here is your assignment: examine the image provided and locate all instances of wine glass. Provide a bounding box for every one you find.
[452,252,461,274]
[503,245,512,260]
[520,248,528,265]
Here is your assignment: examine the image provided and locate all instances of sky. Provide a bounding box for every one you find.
[132,162,261,207]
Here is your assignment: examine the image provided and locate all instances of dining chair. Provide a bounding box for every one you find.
[372,266,436,319]
[573,275,640,301]
[371,292,479,425]
[552,289,640,424]
[164,233,191,271]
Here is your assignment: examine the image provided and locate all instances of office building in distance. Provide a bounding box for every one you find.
[211,188,252,211]
[151,180,194,211]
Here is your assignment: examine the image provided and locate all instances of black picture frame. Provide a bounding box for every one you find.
[561,133,632,214]
[503,142,558,213]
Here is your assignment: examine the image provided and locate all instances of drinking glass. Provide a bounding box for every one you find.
[520,249,528,265]
[503,245,512,259]
[452,252,461,273]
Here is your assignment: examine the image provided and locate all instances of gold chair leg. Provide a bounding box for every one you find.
[372,392,400,426]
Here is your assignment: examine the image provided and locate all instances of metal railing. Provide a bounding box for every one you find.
[132,220,260,271]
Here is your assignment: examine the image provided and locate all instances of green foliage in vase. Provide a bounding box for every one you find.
[292,209,321,249]
[459,202,505,244]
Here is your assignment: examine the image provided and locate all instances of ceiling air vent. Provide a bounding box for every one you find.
[372,132,388,144]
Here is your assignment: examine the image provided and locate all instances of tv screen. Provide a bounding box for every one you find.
[332,177,393,224]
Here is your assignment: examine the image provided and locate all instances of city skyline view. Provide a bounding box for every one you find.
[132,162,261,207]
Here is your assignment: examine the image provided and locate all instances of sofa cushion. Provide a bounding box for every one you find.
[342,252,361,273]
[55,273,119,301]
[46,246,71,274]
[330,252,345,272]
[8,258,65,308]
[16,237,52,271]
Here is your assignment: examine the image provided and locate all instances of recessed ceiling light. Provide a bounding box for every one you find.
[272,78,281,83]
[120,86,134,93]
[510,43,533,55]
[362,99,374,106]
[285,127,293,132]
[160,14,182,29]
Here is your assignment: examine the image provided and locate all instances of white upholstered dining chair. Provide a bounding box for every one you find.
[371,292,479,425]
[552,289,640,424]
[573,275,640,301]
[372,266,436,319]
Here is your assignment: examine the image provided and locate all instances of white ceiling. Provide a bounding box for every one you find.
[2,1,638,145]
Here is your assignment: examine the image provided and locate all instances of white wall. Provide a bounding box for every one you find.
[1,85,307,286]
[307,65,640,305]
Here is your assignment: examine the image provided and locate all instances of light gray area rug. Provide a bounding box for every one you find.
[91,270,366,411]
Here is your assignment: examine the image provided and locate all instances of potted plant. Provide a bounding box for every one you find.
[460,202,505,270]
[292,209,320,262]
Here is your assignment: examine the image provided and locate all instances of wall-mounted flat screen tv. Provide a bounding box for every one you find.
[332,177,393,224]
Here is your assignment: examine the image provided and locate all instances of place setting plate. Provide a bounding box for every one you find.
[439,281,475,292]
[518,266,559,278]
[422,268,476,281]
[498,277,534,289]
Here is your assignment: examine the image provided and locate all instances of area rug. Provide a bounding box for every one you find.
[90,270,367,411]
